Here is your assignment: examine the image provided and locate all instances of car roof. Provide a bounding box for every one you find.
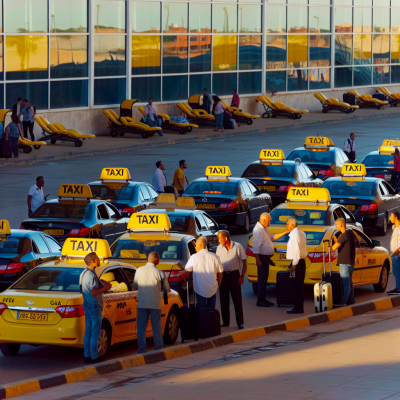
[88,181,145,187]
[116,231,194,242]
[8,230,34,237]
[248,160,297,167]
[273,202,331,211]
[37,259,135,272]
[324,177,380,183]
[364,151,380,157]
[45,199,104,205]
[192,177,242,183]
[291,147,337,153]
[141,209,194,216]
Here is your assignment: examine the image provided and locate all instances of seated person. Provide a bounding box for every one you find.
[144,98,163,137]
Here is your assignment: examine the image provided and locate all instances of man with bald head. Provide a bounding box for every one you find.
[252,212,289,307]
[133,252,170,354]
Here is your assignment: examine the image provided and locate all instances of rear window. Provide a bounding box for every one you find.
[275,231,325,245]
[111,239,182,260]
[242,164,294,178]
[322,180,375,197]
[31,203,90,219]
[363,154,394,168]
[90,185,134,201]
[270,208,328,225]
[287,150,335,163]
[166,214,189,232]
[185,182,238,196]
[12,267,83,292]
[0,237,21,254]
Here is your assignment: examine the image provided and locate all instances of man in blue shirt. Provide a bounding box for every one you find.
[18,99,36,141]
[81,252,111,364]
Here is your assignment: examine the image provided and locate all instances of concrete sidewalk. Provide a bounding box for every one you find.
[2,107,400,168]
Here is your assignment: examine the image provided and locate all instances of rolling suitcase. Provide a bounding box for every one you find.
[343,93,356,105]
[179,281,200,343]
[276,270,296,307]
[198,308,221,339]
[0,140,12,159]
[321,240,343,305]
[314,242,333,312]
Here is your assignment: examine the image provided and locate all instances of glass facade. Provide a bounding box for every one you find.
[0,0,400,110]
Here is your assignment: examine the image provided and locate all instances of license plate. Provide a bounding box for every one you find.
[344,205,356,211]
[197,204,215,210]
[43,229,64,236]
[259,186,276,192]
[278,253,286,260]
[18,311,48,322]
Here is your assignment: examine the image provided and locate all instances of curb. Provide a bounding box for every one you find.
[1,294,399,399]
[1,111,400,168]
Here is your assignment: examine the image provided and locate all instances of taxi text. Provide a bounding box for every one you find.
[70,240,98,252]
[137,215,159,224]
[207,166,228,175]
[60,185,85,195]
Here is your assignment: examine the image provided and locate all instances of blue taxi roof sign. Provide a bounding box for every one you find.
[259,149,285,164]
[61,239,111,259]
[205,166,231,180]
[0,220,11,241]
[341,163,367,177]
[128,213,172,232]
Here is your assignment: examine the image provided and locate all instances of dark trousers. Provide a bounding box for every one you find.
[392,171,400,191]
[9,136,19,157]
[258,254,271,302]
[22,121,35,141]
[219,270,244,326]
[196,293,216,309]
[294,259,306,311]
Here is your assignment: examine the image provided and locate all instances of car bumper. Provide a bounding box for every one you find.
[208,210,246,227]
[357,213,381,228]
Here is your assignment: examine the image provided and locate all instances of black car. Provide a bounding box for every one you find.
[362,150,394,183]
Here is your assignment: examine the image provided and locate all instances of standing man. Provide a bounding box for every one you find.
[27,176,45,217]
[184,237,223,309]
[173,160,189,197]
[216,230,246,330]
[388,211,400,295]
[12,98,22,118]
[343,132,356,163]
[133,252,170,354]
[19,99,36,141]
[331,218,356,305]
[203,88,212,114]
[81,252,112,364]
[144,98,163,136]
[252,213,289,307]
[153,161,167,193]
[286,217,307,314]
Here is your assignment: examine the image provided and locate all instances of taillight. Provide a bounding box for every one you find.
[122,207,134,215]
[376,174,385,179]
[0,303,7,316]
[0,265,7,277]
[165,270,187,282]
[360,204,378,213]
[5,263,24,274]
[307,250,338,263]
[219,202,237,211]
[69,227,90,237]
[56,305,85,318]
[20,225,24,229]
[324,168,334,176]
[246,245,254,257]
[277,184,294,192]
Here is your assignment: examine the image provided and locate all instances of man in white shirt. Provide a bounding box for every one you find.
[152,161,167,193]
[286,216,307,314]
[184,237,223,309]
[27,176,45,217]
[252,213,289,307]
[343,132,356,163]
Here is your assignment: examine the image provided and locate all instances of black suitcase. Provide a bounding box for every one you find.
[223,110,233,129]
[373,93,386,101]
[198,308,221,339]
[321,240,343,305]
[0,140,12,159]
[343,93,356,105]
[179,282,199,343]
[276,270,296,307]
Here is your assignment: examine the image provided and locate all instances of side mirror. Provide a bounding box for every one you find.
[371,239,381,247]
[219,224,227,230]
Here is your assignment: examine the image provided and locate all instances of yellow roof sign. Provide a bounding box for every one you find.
[176,197,196,209]
[304,136,334,151]
[61,239,111,259]
[128,213,172,231]
[156,193,176,204]
[379,146,396,155]
[205,166,231,180]
[0,220,11,241]
[100,168,131,182]
[381,139,400,147]
[259,149,285,163]
[287,187,331,203]
[341,163,367,177]
[58,184,93,199]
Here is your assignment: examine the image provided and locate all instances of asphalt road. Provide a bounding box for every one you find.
[0,116,397,385]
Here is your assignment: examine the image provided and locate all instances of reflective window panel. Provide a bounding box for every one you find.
[373,8,390,33]
[288,6,308,33]
[309,67,330,89]
[0,85,4,109]
[335,0,352,4]
[162,2,188,33]
[132,1,160,33]
[266,70,286,92]
[50,0,88,33]
[190,74,211,96]
[189,35,211,73]
[132,76,161,102]
[353,8,371,33]
[353,34,372,65]
[335,34,352,65]
[354,0,372,5]
[94,35,125,76]
[354,65,372,85]
[309,0,331,4]
[392,0,400,5]
[372,65,389,85]
[310,34,331,67]
[392,8,400,33]
[6,81,48,109]
[288,35,308,68]
[266,35,286,69]
[373,34,389,64]
[334,66,352,87]
[5,0,47,33]
[163,35,188,74]
[212,72,237,96]
[391,65,400,84]
[0,38,4,80]
[335,8,352,33]
[132,35,161,75]
[213,4,237,33]
[189,3,211,33]
[213,35,237,71]
[239,71,261,94]
[288,0,307,4]
[162,75,188,101]
[288,69,308,91]
[267,0,286,4]
[391,34,400,63]
[94,77,126,105]
[50,79,88,108]
[93,0,125,33]
[309,7,331,34]
[377,0,389,5]
[266,6,286,33]
[239,35,262,70]
[239,5,262,33]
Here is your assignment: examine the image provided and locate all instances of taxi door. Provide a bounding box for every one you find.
[354,230,381,284]
[105,203,127,240]
[97,204,116,244]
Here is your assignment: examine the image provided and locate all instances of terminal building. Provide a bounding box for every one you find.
[1,0,399,135]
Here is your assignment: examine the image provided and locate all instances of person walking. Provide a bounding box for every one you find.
[203,88,212,114]
[81,252,112,364]
[216,230,246,330]
[392,148,400,191]
[144,98,163,136]
[387,211,400,295]
[286,217,307,314]
[4,115,24,159]
[133,252,170,354]
[343,132,356,163]
[331,218,356,306]
[231,89,240,108]
[27,176,45,217]
[212,95,225,133]
[19,99,36,141]
[153,161,167,193]
[252,213,290,307]
[173,160,189,196]
[184,237,223,309]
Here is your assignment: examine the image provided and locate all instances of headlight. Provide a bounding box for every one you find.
[385,174,392,180]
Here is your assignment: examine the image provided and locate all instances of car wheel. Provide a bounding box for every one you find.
[377,214,388,236]
[374,262,389,292]
[0,343,21,356]
[240,212,250,234]
[252,282,258,296]
[163,307,179,344]
[98,322,111,357]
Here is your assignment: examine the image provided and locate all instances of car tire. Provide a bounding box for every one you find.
[240,212,250,234]
[163,307,179,345]
[252,282,258,296]
[373,262,389,293]
[0,343,21,356]
[98,322,111,357]
[377,214,388,236]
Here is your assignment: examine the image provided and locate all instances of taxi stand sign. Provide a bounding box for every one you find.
[379,145,398,155]
[100,168,131,188]
[205,166,231,181]
[286,187,331,204]
[58,184,93,203]
[127,213,172,233]
[61,238,111,261]
[304,136,335,151]
[259,149,285,164]
[0,220,11,241]
[341,163,367,178]
[381,139,400,147]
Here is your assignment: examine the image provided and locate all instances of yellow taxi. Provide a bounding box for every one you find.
[0,238,182,357]
[246,187,391,294]
[110,210,197,295]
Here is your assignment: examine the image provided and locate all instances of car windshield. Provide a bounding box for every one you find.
[185,181,238,195]
[322,180,375,197]
[0,237,21,253]
[242,164,294,178]
[363,154,394,168]
[12,267,83,292]
[111,239,182,260]
[275,231,325,245]
[90,185,134,201]
[270,208,328,225]
[287,150,335,163]
[31,203,90,219]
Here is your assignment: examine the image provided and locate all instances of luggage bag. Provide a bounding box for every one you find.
[321,239,343,305]
[343,93,356,105]
[179,281,200,343]
[276,270,296,307]
[198,308,221,339]
[0,140,12,159]
[314,240,333,313]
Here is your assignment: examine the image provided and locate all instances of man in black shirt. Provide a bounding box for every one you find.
[331,218,356,306]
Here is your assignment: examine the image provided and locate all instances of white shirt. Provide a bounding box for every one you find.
[390,225,400,256]
[185,249,223,298]
[152,168,167,192]
[286,227,307,266]
[343,139,355,153]
[28,184,45,213]
[252,222,274,255]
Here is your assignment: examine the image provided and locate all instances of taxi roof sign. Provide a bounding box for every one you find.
[379,146,396,155]
[259,149,285,164]
[176,197,196,209]
[341,163,367,177]
[61,238,111,259]
[128,213,172,232]
[0,220,11,241]
[156,193,175,204]
[100,168,131,188]
[381,139,400,147]
[205,166,231,180]
[287,187,331,204]
[304,136,334,151]
[58,184,93,200]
